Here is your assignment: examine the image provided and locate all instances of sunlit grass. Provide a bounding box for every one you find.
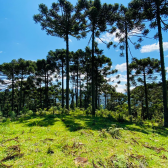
[0,112,168,167]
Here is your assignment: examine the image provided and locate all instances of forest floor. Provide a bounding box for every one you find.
[0,113,168,168]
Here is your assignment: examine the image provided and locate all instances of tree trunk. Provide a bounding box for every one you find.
[19,69,23,112]
[125,23,131,116]
[80,80,82,108]
[55,96,56,106]
[76,59,79,107]
[141,102,144,119]
[62,60,64,108]
[12,69,14,111]
[45,71,47,109]
[92,25,95,116]
[66,31,69,110]
[46,71,49,109]
[156,1,168,127]
[40,83,42,108]
[85,94,87,109]
[143,69,149,119]
[105,94,106,109]
[86,69,89,108]
[95,66,98,109]
[22,91,25,108]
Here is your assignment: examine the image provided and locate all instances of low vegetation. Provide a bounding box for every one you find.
[0,109,168,168]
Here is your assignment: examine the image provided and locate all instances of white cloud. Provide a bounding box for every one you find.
[141,42,168,53]
[0,51,2,53]
[165,55,168,57]
[128,28,141,36]
[69,39,72,42]
[96,28,141,44]
[115,84,126,93]
[115,63,126,72]
[115,83,135,93]
[95,29,124,44]
[166,67,168,73]
[96,32,117,43]
[108,74,127,83]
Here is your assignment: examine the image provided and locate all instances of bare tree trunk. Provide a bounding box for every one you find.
[62,60,64,108]
[125,23,131,116]
[156,1,168,127]
[92,26,95,116]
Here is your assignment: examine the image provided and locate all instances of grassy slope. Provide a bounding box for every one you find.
[0,113,168,168]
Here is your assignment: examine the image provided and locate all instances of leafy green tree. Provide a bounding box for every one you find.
[107,91,127,111]
[129,57,161,119]
[36,59,55,109]
[0,60,18,112]
[70,49,85,107]
[94,45,118,109]
[76,0,118,115]
[47,49,66,108]
[109,4,149,116]
[83,46,92,108]
[128,0,168,126]
[34,0,86,110]
[15,59,36,111]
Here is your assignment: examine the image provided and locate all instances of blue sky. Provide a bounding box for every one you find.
[0,0,168,93]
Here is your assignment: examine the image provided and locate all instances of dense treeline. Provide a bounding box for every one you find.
[0,47,118,114]
[0,0,168,126]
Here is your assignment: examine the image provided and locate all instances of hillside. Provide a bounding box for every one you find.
[0,112,168,168]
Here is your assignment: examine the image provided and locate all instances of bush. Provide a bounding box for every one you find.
[3,118,11,124]
[129,115,133,123]
[85,104,92,115]
[108,127,123,138]
[22,106,29,114]
[136,117,144,126]
[62,107,69,115]
[27,110,33,116]
[116,114,125,122]
[8,111,16,119]
[99,129,108,138]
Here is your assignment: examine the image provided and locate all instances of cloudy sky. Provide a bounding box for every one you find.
[0,0,168,93]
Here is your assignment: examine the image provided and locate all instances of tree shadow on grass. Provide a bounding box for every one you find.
[58,114,117,132]
[60,117,83,131]
[17,114,59,127]
[14,113,168,136]
[58,114,168,137]
[26,117,59,127]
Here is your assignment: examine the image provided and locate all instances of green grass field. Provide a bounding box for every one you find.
[0,113,168,168]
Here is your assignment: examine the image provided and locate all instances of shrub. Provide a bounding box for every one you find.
[113,155,127,168]
[136,117,144,126]
[41,108,47,116]
[99,129,108,138]
[129,115,133,123]
[108,126,123,138]
[116,114,125,122]
[62,107,69,115]
[22,106,29,114]
[27,110,33,116]
[8,111,16,119]
[85,104,92,115]
[3,118,11,124]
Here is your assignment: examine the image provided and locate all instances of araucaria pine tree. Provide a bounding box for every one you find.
[33,0,86,110]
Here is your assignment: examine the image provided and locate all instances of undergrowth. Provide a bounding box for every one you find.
[0,109,168,167]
